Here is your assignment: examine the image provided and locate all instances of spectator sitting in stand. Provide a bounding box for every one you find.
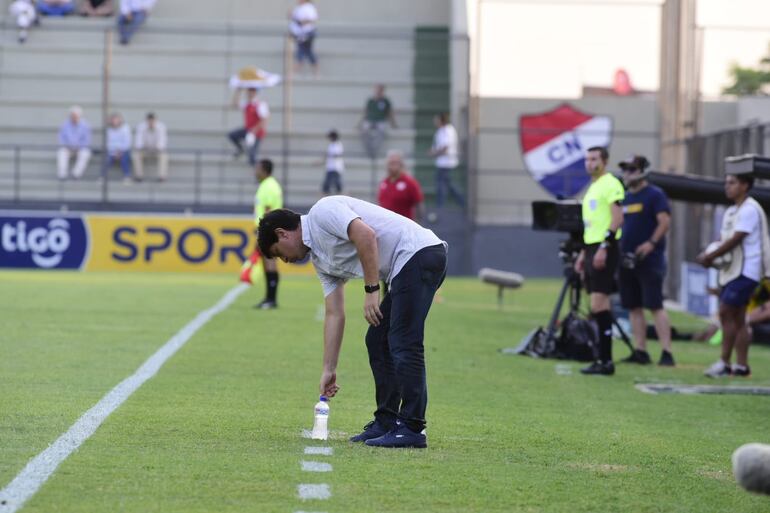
[132,112,168,182]
[228,87,269,167]
[37,0,74,16]
[9,0,37,43]
[102,113,132,183]
[80,0,113,16]
[117,0,155,45]
[57,105,92,180]
[359,84,397,161]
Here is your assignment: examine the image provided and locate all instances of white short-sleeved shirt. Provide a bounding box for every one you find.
[290,3,318,37]
[725,201,762,281]
[301,196,446,296]
[325,141,344,173]
[433,124,459,168]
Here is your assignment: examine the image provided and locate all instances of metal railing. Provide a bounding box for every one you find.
[0,18,470,211]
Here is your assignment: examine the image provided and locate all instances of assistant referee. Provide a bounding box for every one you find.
[575,146,624,375]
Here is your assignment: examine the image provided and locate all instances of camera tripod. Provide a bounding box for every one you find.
[516,239,634,358]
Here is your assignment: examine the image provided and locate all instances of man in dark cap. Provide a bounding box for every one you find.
[617,155,675,366]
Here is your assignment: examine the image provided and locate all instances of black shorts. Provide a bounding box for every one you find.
[619,263,665,310]
[583,243,619,295]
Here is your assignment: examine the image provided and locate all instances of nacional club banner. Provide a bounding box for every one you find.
[0,211,314,274]
[519,103,613,199]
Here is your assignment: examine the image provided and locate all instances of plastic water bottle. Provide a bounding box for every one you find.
[311,396,329,440]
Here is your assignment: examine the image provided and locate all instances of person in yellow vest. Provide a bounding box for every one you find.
[254,159,284,309]
[698,172,770,377]
[575,146,624,376]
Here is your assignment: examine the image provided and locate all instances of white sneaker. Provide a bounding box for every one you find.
[704,360,732,378]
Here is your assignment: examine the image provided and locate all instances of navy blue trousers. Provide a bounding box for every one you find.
[365,244,447,432]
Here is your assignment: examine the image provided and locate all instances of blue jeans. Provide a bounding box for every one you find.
[102,152,131,178]
[118,10,147,44]
[435,166,464,207]
[322,170,342,194]
[295,33,317,64]
[37,1,75,15]
[227,128,261,166]
[364,244,447,432]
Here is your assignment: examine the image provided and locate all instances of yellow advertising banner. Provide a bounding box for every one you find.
[85,214,314,274]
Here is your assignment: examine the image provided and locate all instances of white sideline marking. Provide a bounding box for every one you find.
[298,484,331,500]
[0,284,249,513]
[304,447,333,456]
[301,461,333,472]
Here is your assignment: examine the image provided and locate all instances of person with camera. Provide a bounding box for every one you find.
[616,155,675,367]
[698,172,770,378]
[575,146,624,376]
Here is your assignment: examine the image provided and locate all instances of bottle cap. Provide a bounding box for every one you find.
[319,395,328,402]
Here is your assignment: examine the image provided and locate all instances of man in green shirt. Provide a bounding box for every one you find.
[254,159,284,309]
[575,146,624,375]
[358,84,397,160]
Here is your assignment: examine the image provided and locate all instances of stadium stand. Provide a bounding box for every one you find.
[0,0,453,211]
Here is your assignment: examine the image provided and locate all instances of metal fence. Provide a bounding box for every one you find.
[0,18,469,212]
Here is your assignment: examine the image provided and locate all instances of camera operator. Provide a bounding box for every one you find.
[575,146,624,376]
[698,172,770,378]
[617,155,675,367]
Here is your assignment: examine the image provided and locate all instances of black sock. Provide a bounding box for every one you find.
[265,271,279,302]
[594,310,613,363]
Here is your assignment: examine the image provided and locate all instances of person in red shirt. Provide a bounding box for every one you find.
[228,87,270,166]
[378,150,424,221]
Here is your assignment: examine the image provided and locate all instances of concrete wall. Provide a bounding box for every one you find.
[149,0,449,26]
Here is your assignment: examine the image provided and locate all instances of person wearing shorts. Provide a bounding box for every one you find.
[617,155,675,366]
[698,172,770,378]
[575,146,624,376]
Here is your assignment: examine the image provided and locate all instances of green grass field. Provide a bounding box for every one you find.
[1,271,770,513]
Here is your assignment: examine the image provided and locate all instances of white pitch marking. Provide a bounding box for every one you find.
[301,461,333,472]
[298,484,331,500]
[304,447,333,456]
[0,284,249,513]
[301,429,313,439]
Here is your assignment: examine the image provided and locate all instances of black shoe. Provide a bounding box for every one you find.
[658,350,675,367]
[732,365,751,377]
[580,361,615,376]
[621,349,652,365]
[364,423,427,449]
[254,299,277,310]
[349,419,392,443]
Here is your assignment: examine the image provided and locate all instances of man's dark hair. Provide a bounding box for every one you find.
[257,209,301,257]
[587,146,609,162]
[437,112,449,124]
[327,130,339,141]
[260,159,273,175]
[735,173,755,190]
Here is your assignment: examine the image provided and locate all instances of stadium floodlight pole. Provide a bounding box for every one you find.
[101,27,113,204]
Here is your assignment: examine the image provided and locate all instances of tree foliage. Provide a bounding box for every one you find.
[722,44,770,96]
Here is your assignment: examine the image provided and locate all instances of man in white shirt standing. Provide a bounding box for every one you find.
[289,0,318,74]
[321,129,344,195]
[132,112,168,182]
[698,172,770,378]
[257,196,447,448]
[429,113,464,208]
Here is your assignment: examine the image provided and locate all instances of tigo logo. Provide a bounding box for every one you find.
[0,215,88,269]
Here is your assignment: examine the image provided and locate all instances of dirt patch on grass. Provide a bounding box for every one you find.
[566,462,633,473]
[696,468,733,482]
